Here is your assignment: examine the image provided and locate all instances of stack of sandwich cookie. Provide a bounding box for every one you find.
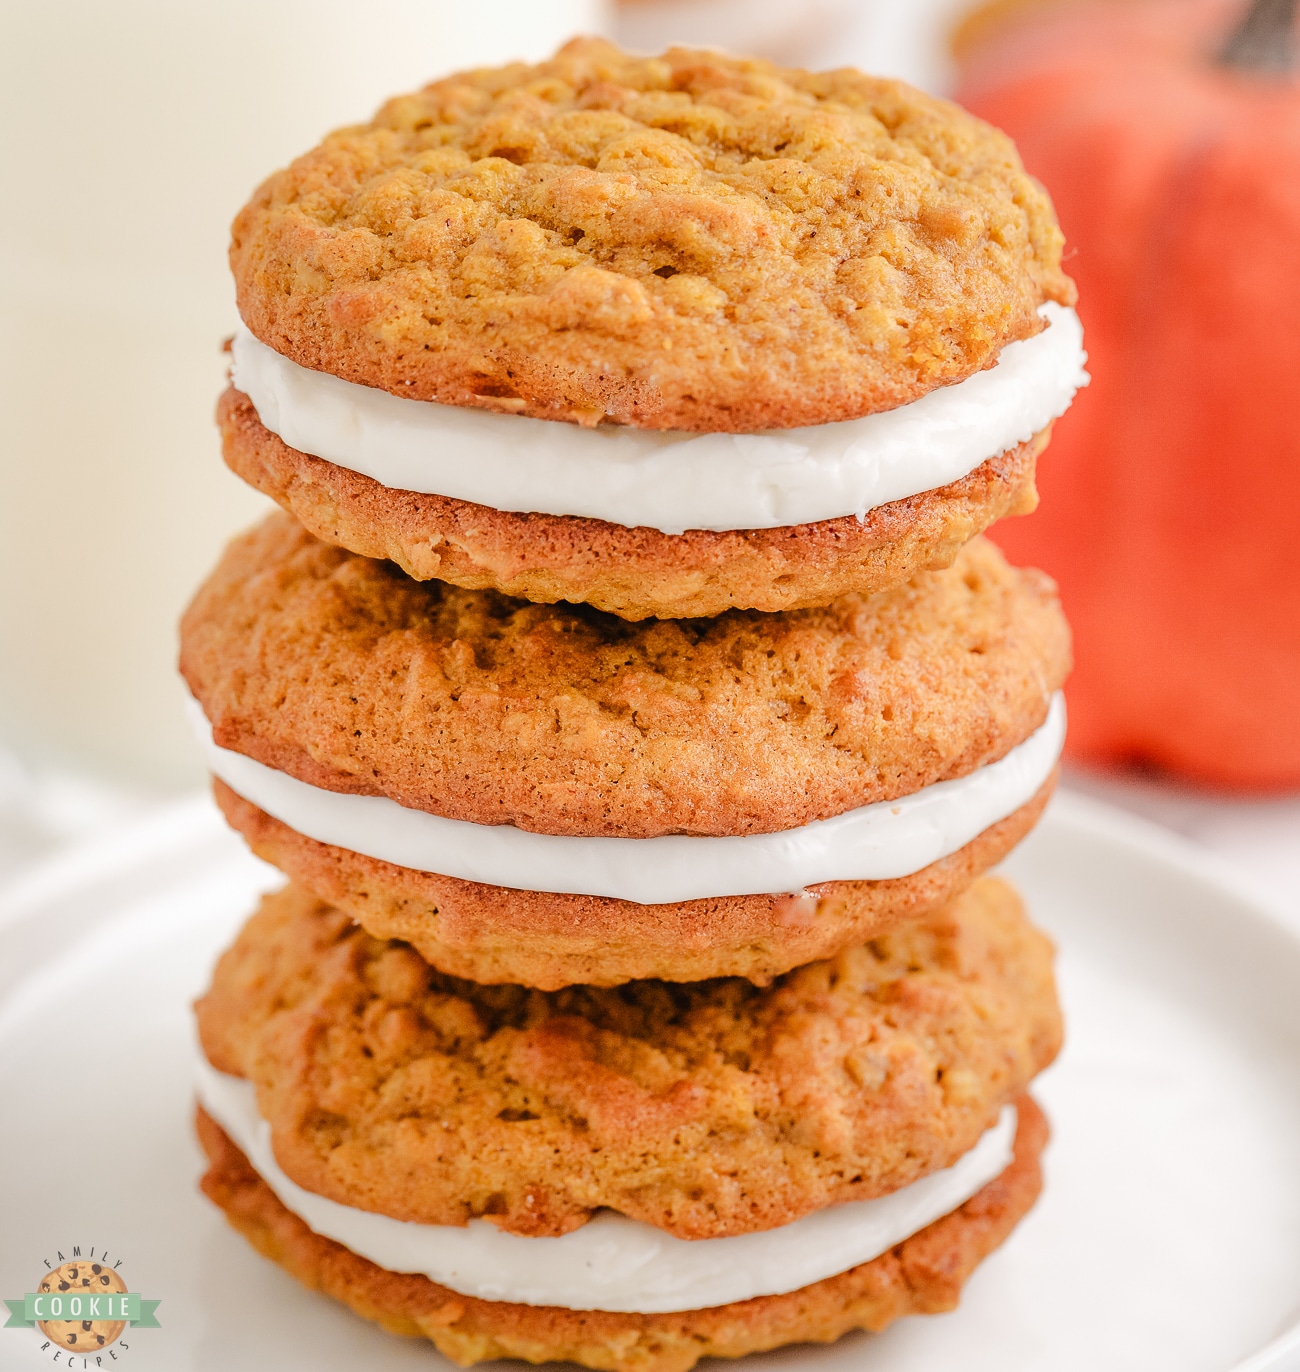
[183,39,1083,1368]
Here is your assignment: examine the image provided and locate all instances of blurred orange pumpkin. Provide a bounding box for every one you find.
[955,0,1300,789]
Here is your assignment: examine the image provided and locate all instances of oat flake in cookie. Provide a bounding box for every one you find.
[224,38,1083,617]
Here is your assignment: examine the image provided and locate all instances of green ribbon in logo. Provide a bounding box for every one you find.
[5,1293,161,1328]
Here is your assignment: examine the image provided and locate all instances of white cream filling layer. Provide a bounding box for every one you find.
[190,692,1064,904]
[196,1054,1016,1314]
[231,304,1086,534]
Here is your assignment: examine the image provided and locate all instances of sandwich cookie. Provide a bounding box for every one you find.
[225,39,1083,619]
[181,516,1069,987]
[180,515,1070,987]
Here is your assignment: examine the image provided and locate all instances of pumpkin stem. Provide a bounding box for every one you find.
[1218,0,1298,73]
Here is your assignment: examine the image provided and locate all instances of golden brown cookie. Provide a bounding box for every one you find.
[180,515,1071,839]
[197,1095,1047,1372]
[35,1263,127,1354]
[219,385,1047,620]
[231,40,1073,431]
[214,771,1055,988]
[195,877,1061,1240]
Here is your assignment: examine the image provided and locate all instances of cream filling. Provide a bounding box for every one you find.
[231,304,1086,534]
[196,1055,1017,1314]
[189,692,1064,904]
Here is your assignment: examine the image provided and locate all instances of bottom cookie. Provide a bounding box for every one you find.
[214,774,1056,989]
[219,385,1047,622]
[197,1096,1046,1372]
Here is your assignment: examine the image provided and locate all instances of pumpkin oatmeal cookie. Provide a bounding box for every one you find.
[231,39,1072,429]
[179,514,1071,839]
[194,877,1061,1240]
[196,1095,1047,1372]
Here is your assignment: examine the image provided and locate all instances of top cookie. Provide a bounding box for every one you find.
[179,514,1070,840]
[231,38,1074,431]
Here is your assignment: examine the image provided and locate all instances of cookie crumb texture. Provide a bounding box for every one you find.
[232,39,1074,431]
[179,514,1071,838]
[197,1097,1047,1372]
[195,877,1060,1240]
[220,386,1046,620]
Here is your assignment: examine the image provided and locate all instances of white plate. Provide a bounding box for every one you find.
[2,792,1300,1372]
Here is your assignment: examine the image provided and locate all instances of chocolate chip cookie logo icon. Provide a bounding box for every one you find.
[4,1249,160,1360]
